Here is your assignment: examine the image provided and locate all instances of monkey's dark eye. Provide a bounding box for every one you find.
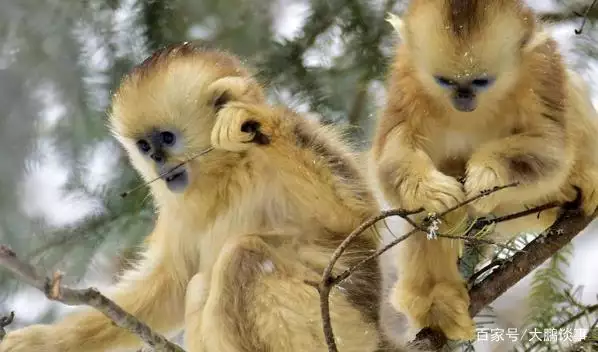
[160,131,176,146]
[434,76,455,87]
[471,77,495,89]
[136,139,151,153]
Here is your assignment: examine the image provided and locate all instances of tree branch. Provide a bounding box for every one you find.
[468,208,595,316]
[315,183,522,352]
[0,245,185,352]
[315,179,596,352]
[409,207,596,350]
[566,316,598,352]
[0,312,14,342]
[538,0,598,35]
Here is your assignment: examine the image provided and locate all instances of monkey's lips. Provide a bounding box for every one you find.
[161,167,189,193]
[452,96,477,112]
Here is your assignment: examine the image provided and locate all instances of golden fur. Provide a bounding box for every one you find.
[371,0,598,341]
[0,44,398,351]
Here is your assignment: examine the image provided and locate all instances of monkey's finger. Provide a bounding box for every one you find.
[432,192,460,211]
[428,184,464,207]
[580,188,598,216]
[428,199,452,213]
[211,108,254,151]
[441,193,462,208]
[228,108,256,141]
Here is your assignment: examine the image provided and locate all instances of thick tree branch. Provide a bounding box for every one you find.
[316,179,596,352]
[0,245,185,352]
[468,208,595,316]
[408,207,596,350]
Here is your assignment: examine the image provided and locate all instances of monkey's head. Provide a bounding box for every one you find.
[109,43,265,195]
[392,0,537,112]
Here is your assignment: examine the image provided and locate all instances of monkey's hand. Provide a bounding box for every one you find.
[375,128,465,213]
[0,325,62,352]
[568,169,598,217]
[464,158,509,216]
[397,169,465,214]
[211,102,273,152]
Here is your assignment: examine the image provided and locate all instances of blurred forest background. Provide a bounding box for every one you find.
[0,0,597,351]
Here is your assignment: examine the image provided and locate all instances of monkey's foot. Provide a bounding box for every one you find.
[391,281,475,341]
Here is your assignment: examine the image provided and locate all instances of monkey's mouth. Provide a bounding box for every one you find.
[451,91,477,112]
[452,97,477,112]
[161,167,189,193]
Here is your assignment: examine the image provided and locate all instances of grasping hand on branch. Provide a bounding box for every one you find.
[313,183,596,352]
[312,184,520,351]
[0,245,185,352]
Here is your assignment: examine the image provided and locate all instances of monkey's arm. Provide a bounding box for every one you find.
[0,227,189,352]
[377,126,475,340]
[373,124,464,213]
[465,121,569,214]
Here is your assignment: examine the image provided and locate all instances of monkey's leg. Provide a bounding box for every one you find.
[184,273,209,352]
[197,235,381,352]
[391,211,475,341]
[0,243,188,352]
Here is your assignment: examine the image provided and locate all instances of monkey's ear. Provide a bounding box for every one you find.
[207,76,265,110]
[386,12,407,41]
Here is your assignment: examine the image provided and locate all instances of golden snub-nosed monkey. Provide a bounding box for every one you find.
[370,0,598,342]
[1,43,404,351]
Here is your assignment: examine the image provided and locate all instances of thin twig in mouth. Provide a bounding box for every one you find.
[120,146,214,198]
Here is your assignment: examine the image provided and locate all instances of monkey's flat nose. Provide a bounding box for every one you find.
[150,152,165,163]
[455,87,473,99]
[452,87,477,112]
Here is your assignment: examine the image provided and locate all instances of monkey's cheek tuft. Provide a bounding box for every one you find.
[164,169,189,193]
[452,97,477,112]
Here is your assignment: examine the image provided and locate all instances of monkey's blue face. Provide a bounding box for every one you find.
[135,128,189,193]
[433,75,496,112]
